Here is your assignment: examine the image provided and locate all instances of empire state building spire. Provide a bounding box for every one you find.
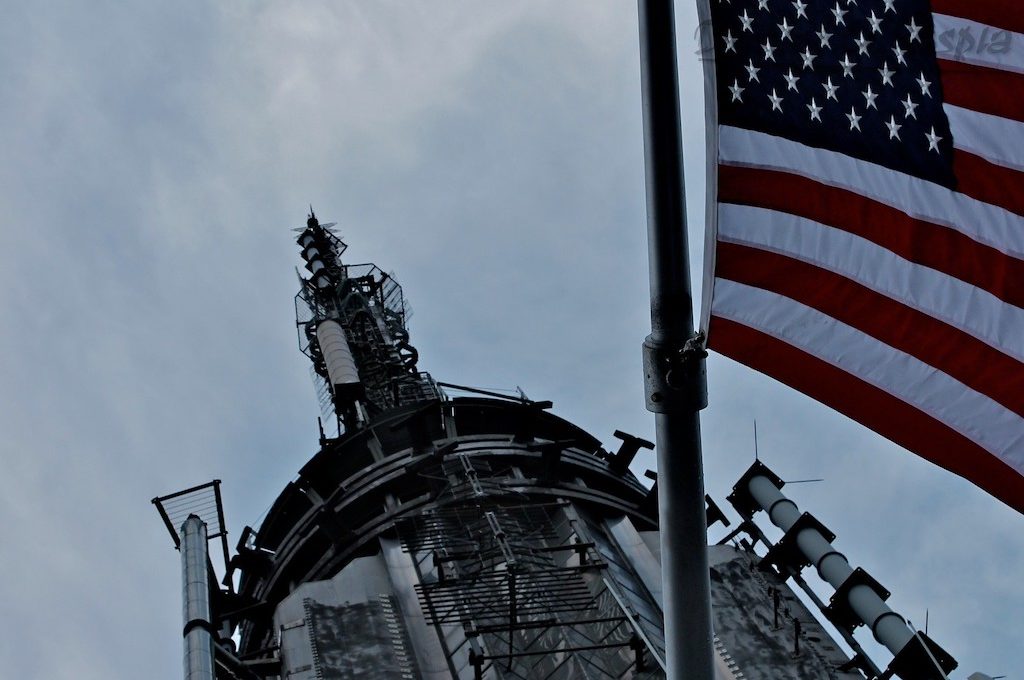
[294,211,438,433]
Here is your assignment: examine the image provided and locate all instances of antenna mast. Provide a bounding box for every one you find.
[293,211,439,435]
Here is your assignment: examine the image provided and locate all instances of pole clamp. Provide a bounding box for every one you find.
[643,331,708,413]
[182,617,215,638]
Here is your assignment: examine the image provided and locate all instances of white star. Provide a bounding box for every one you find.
[893,41,907,65]
[745,59,761,83]
[763,38,777,62]
[879,61,895,87]
[779,18,794,42]
[723,30,738,53]
[807,97,823,121]
[907,18,923,43]
[758,0,770,9]
[832,3,848,26]
[817,26,833,48]
[783,68,800,91]
[917,72,933,97]
[855,33,871,56]
[768,88,784,112]
[800,47,817,70]
[846,107,862,131]
[793,0,808,19]
[883,0,897,13]
[839,54,856,79]
[886,115,902,140]
[926,126,943,153]
[868,10,884,34]
[740,10,754,32]
[902,93,919,119]
[729,79,744,103]
[863,84,878,109]
[823,76,840,101]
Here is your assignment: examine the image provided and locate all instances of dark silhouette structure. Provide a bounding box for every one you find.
[153,213,957,680]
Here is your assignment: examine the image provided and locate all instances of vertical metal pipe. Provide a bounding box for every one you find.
[650,412,714,679]
[181,515,216,680]
[637,1,715,678]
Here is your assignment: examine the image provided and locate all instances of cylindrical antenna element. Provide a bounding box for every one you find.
[747,476,915,656]
[181,515,215,680]
[316,320,361,394]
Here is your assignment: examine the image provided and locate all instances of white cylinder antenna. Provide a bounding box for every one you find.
[316,320,361,395]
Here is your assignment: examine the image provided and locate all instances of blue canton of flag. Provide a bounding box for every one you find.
[710,0,955,186]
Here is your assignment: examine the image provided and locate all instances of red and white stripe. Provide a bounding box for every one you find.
[704,2,1024,512]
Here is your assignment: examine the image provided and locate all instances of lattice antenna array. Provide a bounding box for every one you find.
[293,211,438,434]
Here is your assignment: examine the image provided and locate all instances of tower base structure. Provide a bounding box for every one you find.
[234,396,670,679]
[154,216,957,680]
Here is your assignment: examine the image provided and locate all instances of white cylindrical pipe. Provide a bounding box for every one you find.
[747,475,916,657]
[817,551,854,587]
[181,515,215,680]
[316,320,360,391]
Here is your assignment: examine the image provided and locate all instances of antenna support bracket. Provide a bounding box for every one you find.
[642,332,708,413]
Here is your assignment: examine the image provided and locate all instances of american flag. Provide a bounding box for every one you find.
[698,0,1024,512]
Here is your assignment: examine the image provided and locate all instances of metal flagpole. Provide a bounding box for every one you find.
[636,1,715,678]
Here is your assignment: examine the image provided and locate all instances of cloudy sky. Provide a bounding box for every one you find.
[0,2,1018,678]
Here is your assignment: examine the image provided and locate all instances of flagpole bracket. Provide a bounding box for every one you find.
[643,331,708,413]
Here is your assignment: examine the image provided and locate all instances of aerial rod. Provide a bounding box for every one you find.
[636,1,714,679]
[181,515,215,680]
[743,471,958,677]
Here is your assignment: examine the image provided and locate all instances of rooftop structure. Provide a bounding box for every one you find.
[154,213,959,680]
